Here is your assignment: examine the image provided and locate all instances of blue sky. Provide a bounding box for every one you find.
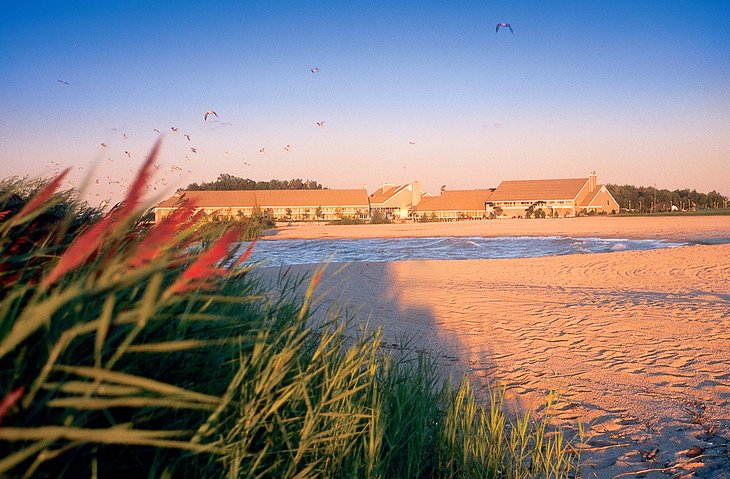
[1,1,729,203]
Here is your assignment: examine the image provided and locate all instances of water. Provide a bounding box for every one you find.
[233,236,689,266]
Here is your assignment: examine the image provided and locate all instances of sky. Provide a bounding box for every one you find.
[1,0,729,205]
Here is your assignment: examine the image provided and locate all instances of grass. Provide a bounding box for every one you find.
[1,143,583,478]
[616,208,730,217]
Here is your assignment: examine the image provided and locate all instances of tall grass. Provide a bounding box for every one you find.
[1,145,582,477]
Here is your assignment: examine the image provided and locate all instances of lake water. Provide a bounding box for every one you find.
[236,236,688,266]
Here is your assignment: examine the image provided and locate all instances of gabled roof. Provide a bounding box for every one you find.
[580,185,615,207]
[156,189,369,209]
[369,184,407,204]
[417,190,493,211]
[581,186,598,206]
[489,178,589,202]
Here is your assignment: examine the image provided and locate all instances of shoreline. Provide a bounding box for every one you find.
[263,215,730,243]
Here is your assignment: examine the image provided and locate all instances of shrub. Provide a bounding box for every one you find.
[369,210,391,224]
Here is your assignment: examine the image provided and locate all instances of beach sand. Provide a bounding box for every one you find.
[265,215,730,243]
[260,216,730,478]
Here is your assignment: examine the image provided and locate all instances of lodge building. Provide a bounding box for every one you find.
[368,182,424,220]
[488,172,619,218]
[153,173,619,223]
[415,189,495,220]
[154,189,370,223]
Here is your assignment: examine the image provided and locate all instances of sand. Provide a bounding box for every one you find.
[265,215,730,243]
[261,216,730,478]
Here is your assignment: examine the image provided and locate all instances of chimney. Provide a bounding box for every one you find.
[589,171,597,192]
[411,181,422,206]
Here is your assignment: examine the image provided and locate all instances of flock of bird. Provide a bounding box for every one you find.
[52,20,513,204]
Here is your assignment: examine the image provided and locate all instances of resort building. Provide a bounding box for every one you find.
[154,189,370,223]
[488,172,620,218]
[368,182,424,220]
[415,189,495,220]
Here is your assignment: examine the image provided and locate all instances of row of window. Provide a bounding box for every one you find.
[496,200,571,207]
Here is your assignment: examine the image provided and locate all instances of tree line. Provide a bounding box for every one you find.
[605,184,728,212]
[185,174,325,191]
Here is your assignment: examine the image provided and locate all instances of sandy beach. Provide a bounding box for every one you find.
[260,216,730,478]
[265,215,730,243]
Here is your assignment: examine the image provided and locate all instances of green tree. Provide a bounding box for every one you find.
[185,175,326,191]
[606,183,728,211]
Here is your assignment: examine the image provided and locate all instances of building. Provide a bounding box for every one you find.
[154,189,370,223]
[415,189,494,220]
[368,182,424,220]
[488,172,619,218]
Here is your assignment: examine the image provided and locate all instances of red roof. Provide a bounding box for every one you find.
[156,189,369,208]
[417,190,493,211]
[489,178,589,201]
[369,184,407,204]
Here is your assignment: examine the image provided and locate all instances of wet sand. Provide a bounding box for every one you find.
[262,216,730,478]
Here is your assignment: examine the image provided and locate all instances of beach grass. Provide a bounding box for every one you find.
[1,151,582,477]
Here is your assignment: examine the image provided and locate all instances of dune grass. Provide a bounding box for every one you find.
[1,145,582,478]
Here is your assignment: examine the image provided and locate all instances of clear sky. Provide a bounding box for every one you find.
[1,1,729,204]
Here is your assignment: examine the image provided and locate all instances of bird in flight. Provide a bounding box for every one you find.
[124,151,131,158]
[184,134,191,141]
[496,22,513,33]
[310,67,320,74]
[57,80,70,85]
[171,127,178,134]
[204,110,219,121]
[283,144,291,152]
[409,141,416,145]
[259,148,266,155]
[190,147,197,153]
[153,128,160,133]
[316,121,325,128]
[100,143,108,149]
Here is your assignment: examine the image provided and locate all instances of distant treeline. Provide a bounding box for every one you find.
[606,184,728,211]
[185,174,325,191]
